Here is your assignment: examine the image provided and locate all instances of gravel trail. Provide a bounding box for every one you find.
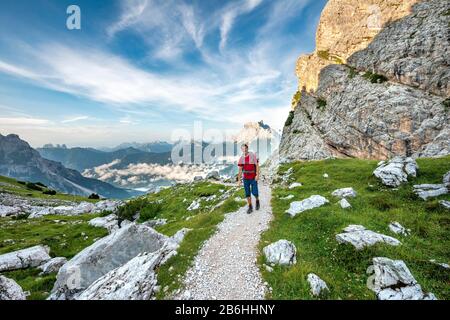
[176,183,273,300]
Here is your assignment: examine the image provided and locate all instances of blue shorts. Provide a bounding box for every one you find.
[243,179,259,198]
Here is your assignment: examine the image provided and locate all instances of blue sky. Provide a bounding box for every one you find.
[0,0,327,147]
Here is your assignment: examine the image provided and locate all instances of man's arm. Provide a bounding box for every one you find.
[255,162,260,181]
[238,166,243,185]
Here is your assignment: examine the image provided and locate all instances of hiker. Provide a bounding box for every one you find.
[237,144,260,214]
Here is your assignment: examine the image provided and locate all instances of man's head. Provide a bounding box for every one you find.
[241,143,249,154]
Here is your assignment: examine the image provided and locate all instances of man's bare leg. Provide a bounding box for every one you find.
[246,197,253,214]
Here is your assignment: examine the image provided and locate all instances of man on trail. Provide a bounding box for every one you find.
[238,144,260,214]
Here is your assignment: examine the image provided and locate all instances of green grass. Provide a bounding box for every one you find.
[443,98,450,112]
[316,98,327,110]
[285,111,295,127]
[0,214,108,299]
[260,156,450,300]
[291,91,302,108]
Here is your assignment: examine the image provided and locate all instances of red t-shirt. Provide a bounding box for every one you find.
[238,153,259,180]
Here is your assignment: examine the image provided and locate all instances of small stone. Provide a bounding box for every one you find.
[388,222,410,236]
[339,198,351,209]
[332,187,357,198]
[307,273,329,296]
[288,182,303,189]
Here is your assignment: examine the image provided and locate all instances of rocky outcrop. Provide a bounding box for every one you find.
[368,257,437,300]
[0,275,26,300]
[373,157,418,187]
[280,0,449,161]
[0,245,51,272]
[263,240,297,266]
[336,225,401,250]
[49,224,171,300]
[285,195,329,217]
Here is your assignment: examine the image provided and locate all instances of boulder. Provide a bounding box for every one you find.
[89,214,119,233]
[206,171,220,181]
[28,207,53,219]
[193,176,203,182]
[77,245,176,300]
[288,182,303,189]
[0,275,26,300]
[39,257,67,275]
[331,187,357,198]
[143,218,168,228]
[339,198,351,209]
[53,206,75,215]
[388,222,410,236]
[336,225,401,250]
[368,257,437,300]
[93,200,123,213]
[373,157,418,187]
[0,205,22,218]
[286,195,329,217]
[413,184,448,200]
[307,273,329,297]
[0,245,51,272]
[72,202,96,215]
[49,224,171,300]
[263,240,297,266]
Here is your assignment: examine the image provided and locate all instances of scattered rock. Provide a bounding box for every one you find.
[49,224,171,300]
[39,257,67,275]
[0,245,51,272]
[413,184,448,200]
[187,200,201,211]
[0,205,22,218]
[206,171,220,181]
[280,195,295,200]
[286,195,329,217]
[331,187,357,198]
[89,214,118,233]
[368,257,437,300]
[0,275,26,300]
[373,157,418,187]
[193,176,203,182]
[443,171,450,188]
[263,240,297,266]
[439,200,450,209]
[429,260,449,269]
[288,182,302,189]
[336,225,401,250]
[388,222,410,236]
[339,198,351,209]
[307,273,329,297]
[143,218,168,228]
[264,265,273,273]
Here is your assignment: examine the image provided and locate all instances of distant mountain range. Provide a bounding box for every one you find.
[98,141,174,153]
[0,134,142,199]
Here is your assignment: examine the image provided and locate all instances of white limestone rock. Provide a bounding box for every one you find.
[288,182,303,189]
[38,257,67,275]
[368,257,437,300]
[0,245,51,272]
[171,228,192,245]
[307,273,329,297]
[388,222,410,236]
[0,275,26,300]
[187,200,200,211]
[263,240,297,266]
[336,225,401,250]
[332,187,357,198]
[286,195,329,217]
[429,260,449,269]
[413,184,448,200]
[0,205,22,218]
[443,171,450,188]
[280,195,295,201]
[373,157,418,187]
[339,198,352,209]
[439,200,450,209]
[49,224,171,300]
[89,214,119,233]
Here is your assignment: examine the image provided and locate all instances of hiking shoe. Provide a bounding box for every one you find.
[256,200,260,211]
[247,206,253,214]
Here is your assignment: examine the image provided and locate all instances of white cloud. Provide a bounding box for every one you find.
[61,116,89,123]
[0,117,51,126]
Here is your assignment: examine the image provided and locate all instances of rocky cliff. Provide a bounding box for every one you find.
[280,0,449,161]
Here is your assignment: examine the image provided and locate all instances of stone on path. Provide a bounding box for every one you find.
[307,273,329,297]
[0,245,51,272]
[263,240,297,266]
[336,225,401,250]
[286,195,329,217]
[0,275,26,300]
[368,257,437,300]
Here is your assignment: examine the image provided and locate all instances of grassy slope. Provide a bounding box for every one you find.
[0,179,245,300]
[259,156,450,300]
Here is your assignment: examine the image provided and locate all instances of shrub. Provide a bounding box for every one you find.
[293,129,302,134]
[117,198,149,221]
[317,50,330,60]
[363,71,388,84]
[17,181,26,185]
[35,182,47,188]
[291,91,302,108]
[317,98,327,110]
[138,203,163,223]
[26,182,43,191]
[285,111,295,127]
[42,189,57,195]
[348,66,358,79]
[88,193,100,200]
[442,98,450,111]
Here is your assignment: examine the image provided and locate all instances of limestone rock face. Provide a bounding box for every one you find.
[280,0,449,161]
[297,0,419,93]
